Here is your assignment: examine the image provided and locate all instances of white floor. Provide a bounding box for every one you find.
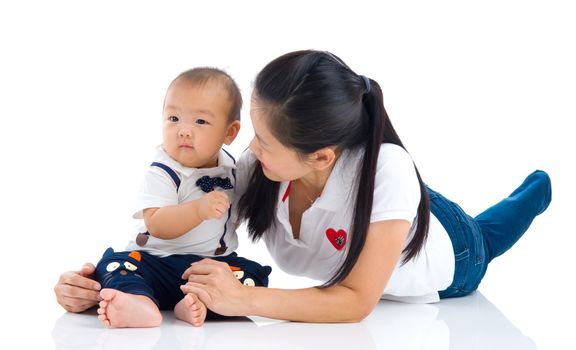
[2,1,575,349]
[43,291,556,350]
[23,199,573,350]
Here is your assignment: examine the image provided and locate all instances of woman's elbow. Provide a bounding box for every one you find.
[346,299,378,322]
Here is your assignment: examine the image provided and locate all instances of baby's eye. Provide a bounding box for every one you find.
[168,116,179,122]
[195,118,208,125]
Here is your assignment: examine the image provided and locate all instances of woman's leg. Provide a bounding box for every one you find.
[430,188,487,298]
[475,170,551,263]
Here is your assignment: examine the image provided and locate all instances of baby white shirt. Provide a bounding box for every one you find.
[126,146,238,257]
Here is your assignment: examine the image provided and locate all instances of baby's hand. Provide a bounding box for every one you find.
[197,191,230,220]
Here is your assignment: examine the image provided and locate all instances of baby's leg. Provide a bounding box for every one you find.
[174,293,207,327]
[98,288,162,328]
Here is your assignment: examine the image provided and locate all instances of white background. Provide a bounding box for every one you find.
[1,1,574,349]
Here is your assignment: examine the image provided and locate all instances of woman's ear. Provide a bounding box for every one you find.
[309,147,337,170]
[224,121,241,145]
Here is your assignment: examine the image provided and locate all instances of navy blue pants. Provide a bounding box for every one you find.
[95,248,271,310]
[431,170,552,298]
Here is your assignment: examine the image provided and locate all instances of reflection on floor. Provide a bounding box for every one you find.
[52,292,535,350]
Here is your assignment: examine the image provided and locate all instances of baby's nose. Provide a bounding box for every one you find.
[178,127,192,138]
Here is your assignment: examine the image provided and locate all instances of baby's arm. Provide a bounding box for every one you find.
[143,191,230,239]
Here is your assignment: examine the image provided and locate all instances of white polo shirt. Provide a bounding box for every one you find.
[234,144,454,303]
[125,146,238,257]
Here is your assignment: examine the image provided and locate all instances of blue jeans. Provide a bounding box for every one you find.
[430,170,552,298]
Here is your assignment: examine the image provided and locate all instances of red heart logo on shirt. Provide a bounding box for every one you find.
[326,228,347,250]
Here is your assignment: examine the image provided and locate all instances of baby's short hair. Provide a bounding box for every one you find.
[173,67,242,123]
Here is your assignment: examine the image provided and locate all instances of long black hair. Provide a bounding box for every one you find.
[237,50,429,286]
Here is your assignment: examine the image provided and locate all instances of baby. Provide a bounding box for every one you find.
[94,68,271,328]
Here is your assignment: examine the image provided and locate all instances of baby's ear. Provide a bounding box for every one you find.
[224,121,241,145]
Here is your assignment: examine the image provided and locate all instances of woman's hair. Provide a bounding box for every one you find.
[237,50,429,286]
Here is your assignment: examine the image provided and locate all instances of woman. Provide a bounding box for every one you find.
[55,50,551,322]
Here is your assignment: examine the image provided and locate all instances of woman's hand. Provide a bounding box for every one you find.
[54,263,101,313]
[180,259,250,316]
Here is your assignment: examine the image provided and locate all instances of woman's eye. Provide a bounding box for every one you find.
[168,116,179,122]
[195,119,207,125]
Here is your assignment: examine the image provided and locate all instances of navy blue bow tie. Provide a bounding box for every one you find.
[196,176,233,193]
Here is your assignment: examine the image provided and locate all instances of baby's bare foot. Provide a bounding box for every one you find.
[98,288,162,328]
[174,293,207,327]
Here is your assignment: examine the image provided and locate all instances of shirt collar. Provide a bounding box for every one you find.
[155,145,236,178]
[278,148,361,212]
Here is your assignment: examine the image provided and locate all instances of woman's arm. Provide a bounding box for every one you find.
[181,219,409,322]
[144,191,230,239]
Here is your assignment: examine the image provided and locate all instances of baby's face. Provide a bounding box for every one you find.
[162,79,237,168]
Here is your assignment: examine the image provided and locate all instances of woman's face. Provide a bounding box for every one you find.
[249,97,313,182]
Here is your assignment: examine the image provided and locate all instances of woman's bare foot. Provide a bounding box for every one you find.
[174,293,207,327]
[98,288,162,328]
